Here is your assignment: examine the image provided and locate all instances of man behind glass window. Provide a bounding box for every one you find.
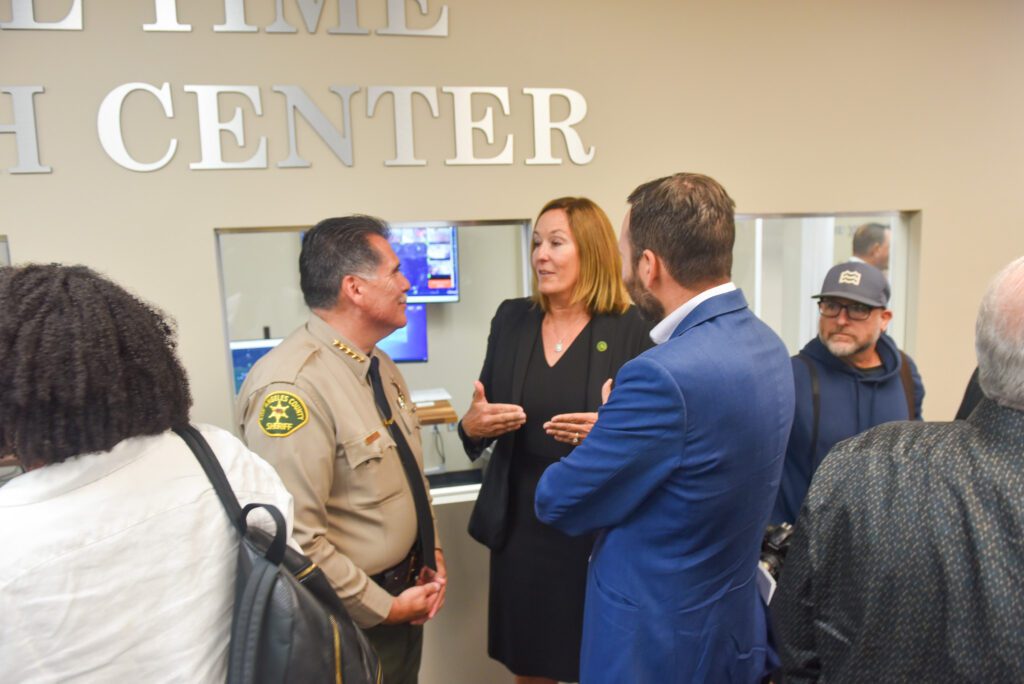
[771,261,924,524]
[851,222,891,271]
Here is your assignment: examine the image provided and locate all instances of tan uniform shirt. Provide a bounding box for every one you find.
[236,313,439,627]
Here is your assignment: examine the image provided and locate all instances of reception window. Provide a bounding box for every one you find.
[733,212,916,354]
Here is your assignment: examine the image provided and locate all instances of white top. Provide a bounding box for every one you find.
[649,282,737,345]
[0,425,295,684]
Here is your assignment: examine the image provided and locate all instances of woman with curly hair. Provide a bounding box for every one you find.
[0,264,294,681]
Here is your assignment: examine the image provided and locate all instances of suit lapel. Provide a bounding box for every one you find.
[510,304,543,406]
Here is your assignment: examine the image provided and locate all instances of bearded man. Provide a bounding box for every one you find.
[771,261,924,524]
[535,173,794,683]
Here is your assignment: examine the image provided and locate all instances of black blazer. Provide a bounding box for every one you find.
[461,297,654,550]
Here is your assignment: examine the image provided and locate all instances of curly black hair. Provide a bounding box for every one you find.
[0,264,192,469]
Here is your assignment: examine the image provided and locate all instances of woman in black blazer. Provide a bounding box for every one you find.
[459,197,653,684]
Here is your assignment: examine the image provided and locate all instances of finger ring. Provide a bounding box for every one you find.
[572,433,579,445]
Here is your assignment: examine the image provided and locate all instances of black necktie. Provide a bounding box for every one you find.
[367,356,437,571]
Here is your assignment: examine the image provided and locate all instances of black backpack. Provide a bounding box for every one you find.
[174,424,382,684]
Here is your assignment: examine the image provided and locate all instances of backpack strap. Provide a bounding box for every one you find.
[232,555,280,684]
[796,354,820,464]
[174,425,291,684]
[173,425,287,561]
[240,502,287,565]
[898,351,916,419]
[172,424,244,533]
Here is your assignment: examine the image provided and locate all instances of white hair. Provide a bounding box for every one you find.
[976,256,1024,411]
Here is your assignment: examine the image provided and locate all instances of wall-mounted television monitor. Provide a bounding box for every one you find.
[388,223,459,303]
[229,305,429,393]
[230,338,283,393]
[377,303,429,362]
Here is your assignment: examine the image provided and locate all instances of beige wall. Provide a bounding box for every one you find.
[3,1,1021,424]
[4,3,1021,682]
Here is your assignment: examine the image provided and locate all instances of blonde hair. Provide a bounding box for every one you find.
[531,197,630,315]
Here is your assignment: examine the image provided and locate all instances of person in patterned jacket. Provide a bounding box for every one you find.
[772,255,1024,682]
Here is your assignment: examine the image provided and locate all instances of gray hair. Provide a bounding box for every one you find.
[299,215,388,310]
[976,256,1024,410]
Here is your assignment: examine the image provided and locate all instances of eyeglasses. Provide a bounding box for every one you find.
[818,299,879,321]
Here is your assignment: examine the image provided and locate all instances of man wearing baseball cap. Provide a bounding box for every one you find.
[771,261,924,524]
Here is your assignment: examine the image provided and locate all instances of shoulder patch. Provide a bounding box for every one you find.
[258,391,309,437]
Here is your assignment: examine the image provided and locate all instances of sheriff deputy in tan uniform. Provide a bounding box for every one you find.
[237,215,446,684]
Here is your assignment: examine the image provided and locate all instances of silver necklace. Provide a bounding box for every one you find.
[549,315,585,354]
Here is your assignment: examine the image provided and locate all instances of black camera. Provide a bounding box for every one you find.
[759,522,794,581]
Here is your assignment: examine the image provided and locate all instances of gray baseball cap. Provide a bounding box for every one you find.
[813,261,890,307]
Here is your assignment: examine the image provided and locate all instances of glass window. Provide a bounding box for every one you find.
[734,213,914,354]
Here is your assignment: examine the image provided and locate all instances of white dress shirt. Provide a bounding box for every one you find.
[649,282,738,345]
[0,425,294,683]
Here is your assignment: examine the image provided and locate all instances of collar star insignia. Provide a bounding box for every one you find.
[331,339,366,363]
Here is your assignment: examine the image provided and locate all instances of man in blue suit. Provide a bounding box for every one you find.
[535,173,795,683]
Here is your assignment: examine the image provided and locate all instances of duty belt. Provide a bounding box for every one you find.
[371,547,420,597]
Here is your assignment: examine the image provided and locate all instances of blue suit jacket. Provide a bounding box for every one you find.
[535,289,795,683]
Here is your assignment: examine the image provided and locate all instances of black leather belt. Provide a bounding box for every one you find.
[371,548,420,597]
